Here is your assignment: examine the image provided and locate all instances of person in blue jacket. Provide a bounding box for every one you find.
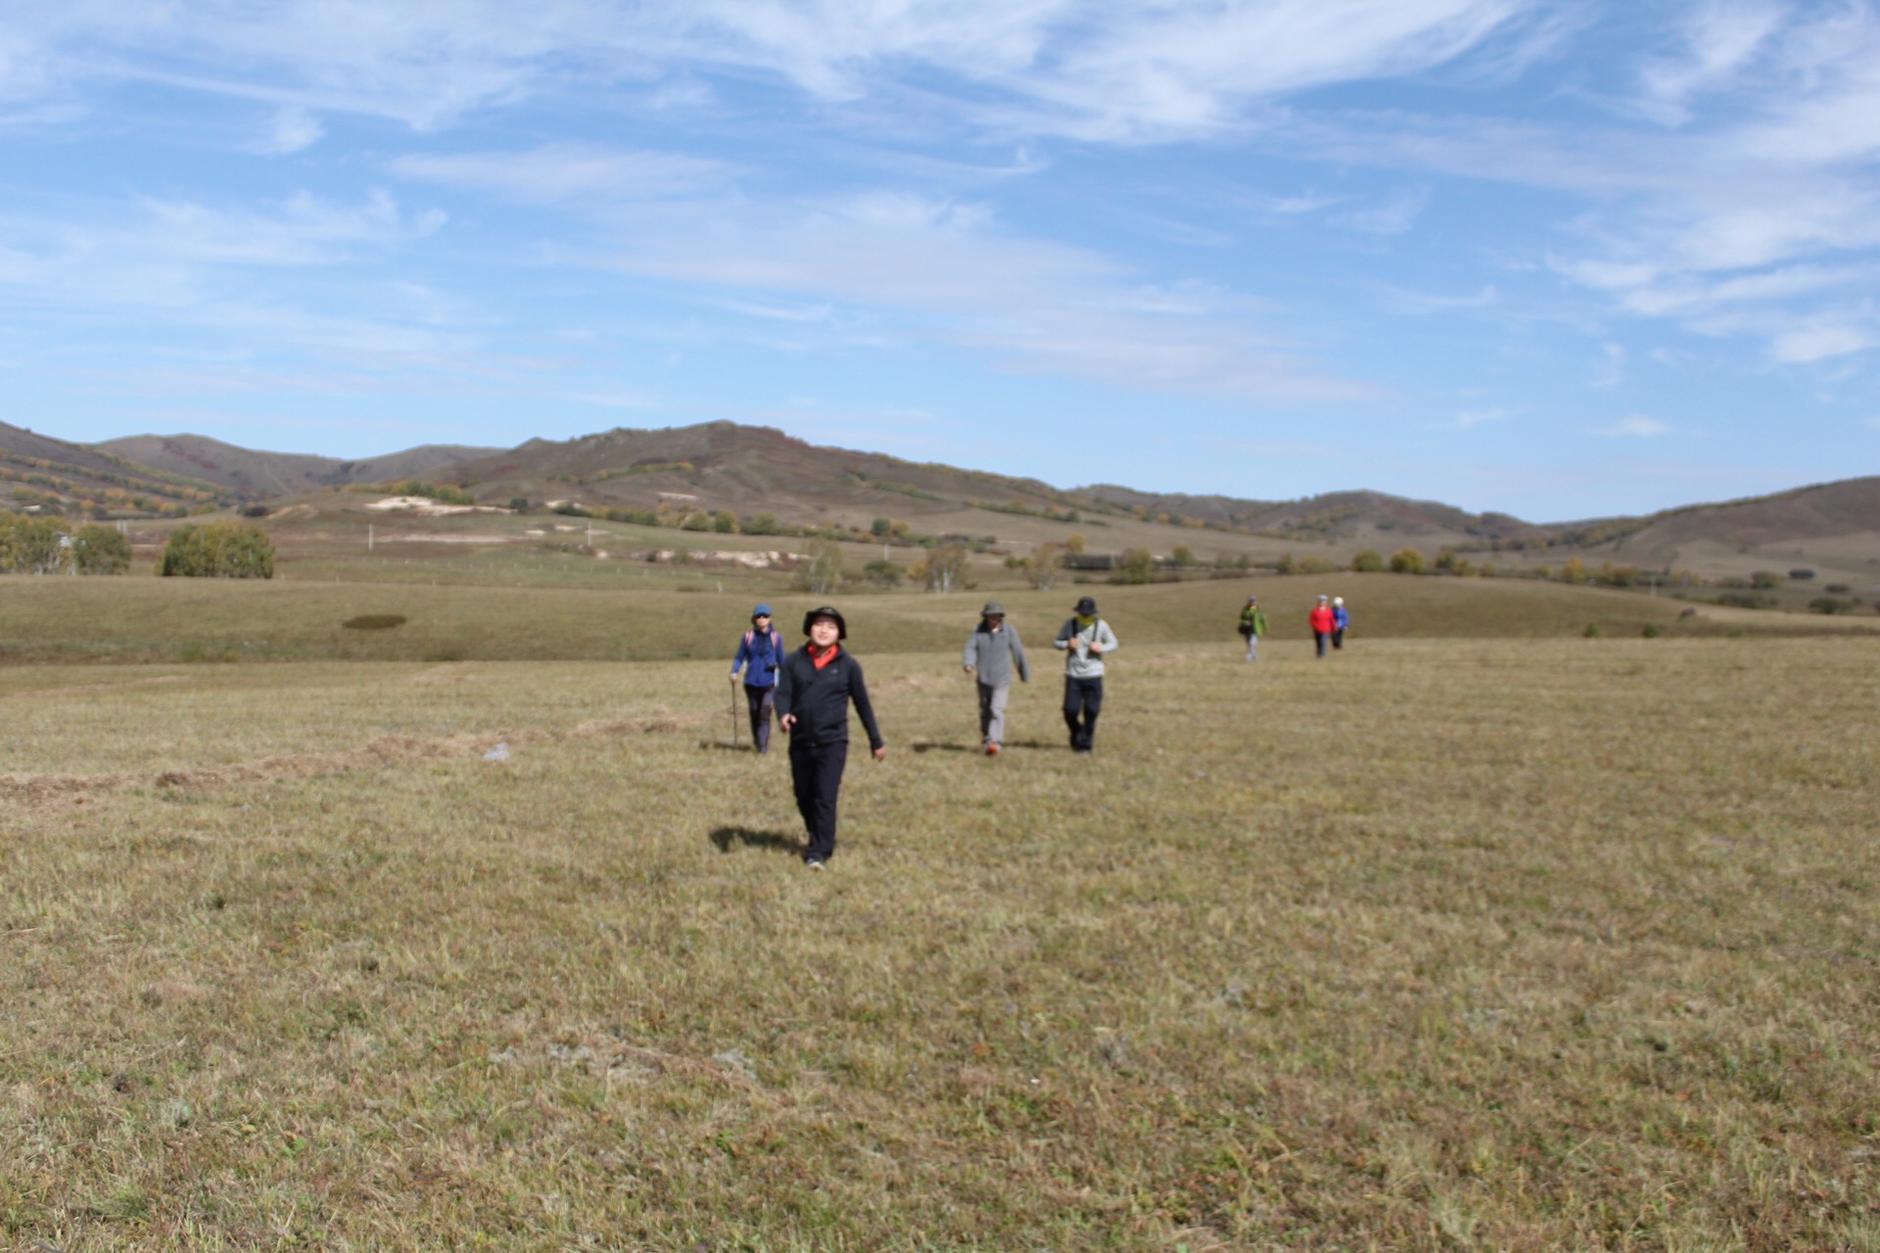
[729,604,785,753]
[1332,595,1350,650]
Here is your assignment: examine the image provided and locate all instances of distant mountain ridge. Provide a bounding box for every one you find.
[94,433,500,500]
[2,419,1874,579]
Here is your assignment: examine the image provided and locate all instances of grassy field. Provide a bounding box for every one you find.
[3,622,1876,1247]
[5,571,1871,667]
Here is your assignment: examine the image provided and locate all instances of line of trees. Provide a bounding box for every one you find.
[0,512,133,574]
[2,511,278,579]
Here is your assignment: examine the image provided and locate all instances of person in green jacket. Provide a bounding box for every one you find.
[1237,594,1268,662]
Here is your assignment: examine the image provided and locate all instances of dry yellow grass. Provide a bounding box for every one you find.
[3,636,1876,1248]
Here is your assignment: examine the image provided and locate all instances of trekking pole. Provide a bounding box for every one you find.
[728,681,740,749]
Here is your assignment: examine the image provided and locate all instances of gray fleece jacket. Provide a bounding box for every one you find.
[1053,617,1119,679]
[963,622,1030,687]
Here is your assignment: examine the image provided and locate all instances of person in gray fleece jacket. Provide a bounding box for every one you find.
[1053,595,1119,754]
[961,600,1030,755]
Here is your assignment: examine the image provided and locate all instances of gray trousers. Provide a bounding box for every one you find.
[977,681,1011,745]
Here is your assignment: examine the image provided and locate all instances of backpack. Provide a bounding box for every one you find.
[743,628,782,675]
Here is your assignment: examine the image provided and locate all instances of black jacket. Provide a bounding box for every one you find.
[775,646,884,750]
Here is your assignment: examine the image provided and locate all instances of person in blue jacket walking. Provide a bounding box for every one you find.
[1332,595,1350,650]
[729,603,785,753]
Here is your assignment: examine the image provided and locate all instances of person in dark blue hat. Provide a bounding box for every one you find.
[729,603,785,753]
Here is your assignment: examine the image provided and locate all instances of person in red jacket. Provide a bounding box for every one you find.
[1309,595,1335,659]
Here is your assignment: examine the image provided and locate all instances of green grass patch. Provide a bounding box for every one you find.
[3,573,1868,667]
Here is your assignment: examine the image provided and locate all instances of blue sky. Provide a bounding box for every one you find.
[3,1,1878,520]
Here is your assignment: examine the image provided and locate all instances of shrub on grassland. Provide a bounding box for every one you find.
[74,524,132,574]
[0,512,70,574]
[160,522,275,579]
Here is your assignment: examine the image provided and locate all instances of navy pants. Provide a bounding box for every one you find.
[1314,631,1329,658]
[789,740,848,862]
[744,684,775,753]
[1062,676,1103,751]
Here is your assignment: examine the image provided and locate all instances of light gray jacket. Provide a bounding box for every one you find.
[1054,617,1119,679]
[963,623,1030,687]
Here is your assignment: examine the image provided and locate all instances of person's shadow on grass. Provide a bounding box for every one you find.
[909,739,1054,754]
[709,826,803,856]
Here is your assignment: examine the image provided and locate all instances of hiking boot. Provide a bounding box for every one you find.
[985,742,1000,756]
[806,859,824,871]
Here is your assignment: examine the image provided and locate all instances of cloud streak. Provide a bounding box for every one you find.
[8,1,1559,142]
[1594,415,1670,438]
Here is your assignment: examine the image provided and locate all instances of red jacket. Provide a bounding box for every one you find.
[1309,605,1335,633]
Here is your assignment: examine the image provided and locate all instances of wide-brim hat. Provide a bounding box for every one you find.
[1074,595,1098,615]
[803,605,847,639]
[981,600,1006,616]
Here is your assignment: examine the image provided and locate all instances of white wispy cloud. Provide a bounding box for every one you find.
[1594,414,1670,437]
[259,105,323,155]
[1591,341,1626,389]
[1769,323,1875,364]
[1637,1,1784,125]
[1730,4,1880,163]
[1618,261,1880,318]
[580,188,1367,401]
[1377,283,1498,314]
[715,299,836,324]
[1330,186,1431,236]
[131,190,445,266]
[391,144,730,204]
[8,1,1559,142]
[1450,407,1509,429]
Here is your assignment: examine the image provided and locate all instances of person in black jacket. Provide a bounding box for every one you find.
[775,605,886,869]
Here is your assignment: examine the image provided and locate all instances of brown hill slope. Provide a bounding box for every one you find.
[0,420,229,516]
[97,434,496,500]
[1612,477,1880,550]
[23,418,1876,578]
[1079,483,1548,544]
[444,420,1547,549]
[449,421,1094,521]
[1571,477,1880,584]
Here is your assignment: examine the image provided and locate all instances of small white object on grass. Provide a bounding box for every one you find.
[482,741,510,762]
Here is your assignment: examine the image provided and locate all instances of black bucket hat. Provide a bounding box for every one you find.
[803,605,847,639]
[1074,595,1098,615]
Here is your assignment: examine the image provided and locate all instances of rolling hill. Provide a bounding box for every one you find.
[95,434,498,500]
[0,420,232,516]
[8,417,1876,582]
[444,421,1091,519]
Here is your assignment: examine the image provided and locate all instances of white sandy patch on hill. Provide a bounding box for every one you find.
[365,496,506,516]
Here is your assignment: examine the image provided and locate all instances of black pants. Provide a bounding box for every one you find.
[1062,676,1103,751]
[789,739,848,862]
[1315,631,1329,658]
[744,684,775,753]
[1331,628,1344,651]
